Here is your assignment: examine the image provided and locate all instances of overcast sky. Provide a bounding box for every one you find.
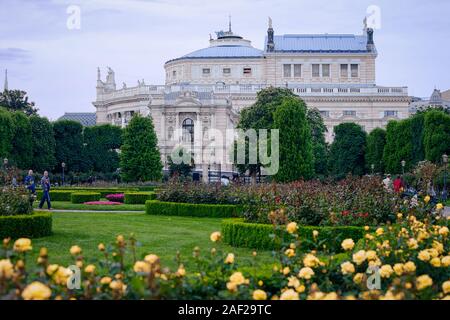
[1,0,449,120]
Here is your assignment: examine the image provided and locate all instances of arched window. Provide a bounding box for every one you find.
[182,118,194,144]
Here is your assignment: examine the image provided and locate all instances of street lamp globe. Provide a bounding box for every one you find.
[401,160,406,168]
[443,154,448,165]
[3,158,8,165]
[61,162,66,168]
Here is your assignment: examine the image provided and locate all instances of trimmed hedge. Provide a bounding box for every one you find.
[36,190,73,202]
[71,192,101,204]
[0,212,53,239]
[124,192,156,204]
[145,200,241,218]
[222,219,365,252]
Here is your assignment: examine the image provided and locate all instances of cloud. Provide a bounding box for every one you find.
[0,48,32,63]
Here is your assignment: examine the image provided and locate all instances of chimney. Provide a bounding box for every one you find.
[267,17,274,52]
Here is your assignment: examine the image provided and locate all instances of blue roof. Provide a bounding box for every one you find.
[58,112,96,127]
[266,34,370,53]
[167,45,263,63]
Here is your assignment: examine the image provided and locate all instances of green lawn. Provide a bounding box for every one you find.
[33,201,145,211]
[30,211,275,271]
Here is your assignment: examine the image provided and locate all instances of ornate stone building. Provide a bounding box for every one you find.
[93,18,410,177]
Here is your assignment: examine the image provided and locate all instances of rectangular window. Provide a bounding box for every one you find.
[223,68,231,74]
[343,110,356,116]
[312,64,320,77]
[351,64,359,78]
[283,64,291,78]
[384,111,398,117]
[202,68,210,74]
[172,70,177,77]
[243,67,252,75]
[320,111,330,117]
[294,64,302,77]
[340,64,348,78]
[322,64,330,77]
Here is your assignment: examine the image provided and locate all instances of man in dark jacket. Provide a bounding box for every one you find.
[24,170,36,194]
[39,171,52,210]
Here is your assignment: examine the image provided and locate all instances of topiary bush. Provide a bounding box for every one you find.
[221,218,365,252]
[124,192,156,204]
[0,212,52,239]
[145,200,242,218]
[36,190,73,202]
[71,192,101,204]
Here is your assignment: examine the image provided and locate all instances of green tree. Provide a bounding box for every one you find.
[0,90,38,116]
[329,123,367,177]
[423,110,450,163]
[307,107,328,176]
[29,116,56,172]
[83,124,122,173]
[273,97,314,182]
[410,113,425,166]
[383,119,414,174]
[53,120,84,173]
[168,146,194,178]
[10,112,32,169]
[0,108,14,159]
[120,115,162,182]
[365,128,386,174]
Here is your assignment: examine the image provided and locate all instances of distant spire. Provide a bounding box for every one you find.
[97,67,101,81]
[228,14,232,32]
[4,69,8,91]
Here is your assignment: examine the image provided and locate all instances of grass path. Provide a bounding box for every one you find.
[30,211,275,270]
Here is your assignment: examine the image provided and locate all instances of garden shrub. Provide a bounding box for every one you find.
[36,190,73,202]
[0,212,52,239]
[0,187,33,216]
[145,200,241,218]
[71,192,101,204]
[221,219,365,252]
[124,192,156,204]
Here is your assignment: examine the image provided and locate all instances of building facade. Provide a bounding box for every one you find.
[93,19,410,177]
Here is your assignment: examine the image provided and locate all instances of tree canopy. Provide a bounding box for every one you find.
[0,90,38,116]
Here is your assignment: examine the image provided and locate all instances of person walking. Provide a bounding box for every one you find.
[24,170,36,194]
[39,171,52,210]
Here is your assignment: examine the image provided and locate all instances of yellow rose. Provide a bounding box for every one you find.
[353,273,364,284]
[298,267,315,280]
[177,265,186,277]
[393,263,404,276]
[366,250,377,261]
[252,289,267,300]
[303,253,320,268]
[144,254,159,265]
[22,282,52,300]
[416,275,433,290]
[53,267,72,285]
[287,276,300,288]
[433,241,444,253]
[296,285,306,293]
[364,226,370,231]
[436,203,444,211]
[110,280,127,293]
[229,272,246,285]
[441,256,450,267]
[424,195,431,203]
[84,264,96,274]
[98,243,106,251]
[69,245,82,256]
[443,281,450,294]
[341,239,355,251]
[340,261,355,275]
[0,259,14,279]
[13,238,32,252]
[407,238,418,249]
[116,235,125,244]
[282,267,290,275]
[403,261,416,273]
[352,250,367,266]
[100,277,112,285]
[225,253,235,264]
[428,248,439,258]
[133,261,150,273]
[418,250,431,262]
[284,248,295,258]
[312,230,319,238]
[439,226,449,236]
[375,228,384,236]
[280,289,299,300]
[430,257,441,267]
[323,292,339,300]
[226,281,237,292]
[210,231,222,242]
[286,222,298,234]
[380,265,394,278]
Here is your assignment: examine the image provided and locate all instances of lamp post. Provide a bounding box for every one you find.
[61,162,66,186]
[443,154,448,202]
[401,160,406,175]
[371,164,375,175]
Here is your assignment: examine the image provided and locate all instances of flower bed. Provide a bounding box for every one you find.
[84,201,122,206]
[124,192,156,204]
[221,218,365,252]
[71,192,101,204]
[0,212,52,239]
[105,194,124,203]
[145,200,242,218]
